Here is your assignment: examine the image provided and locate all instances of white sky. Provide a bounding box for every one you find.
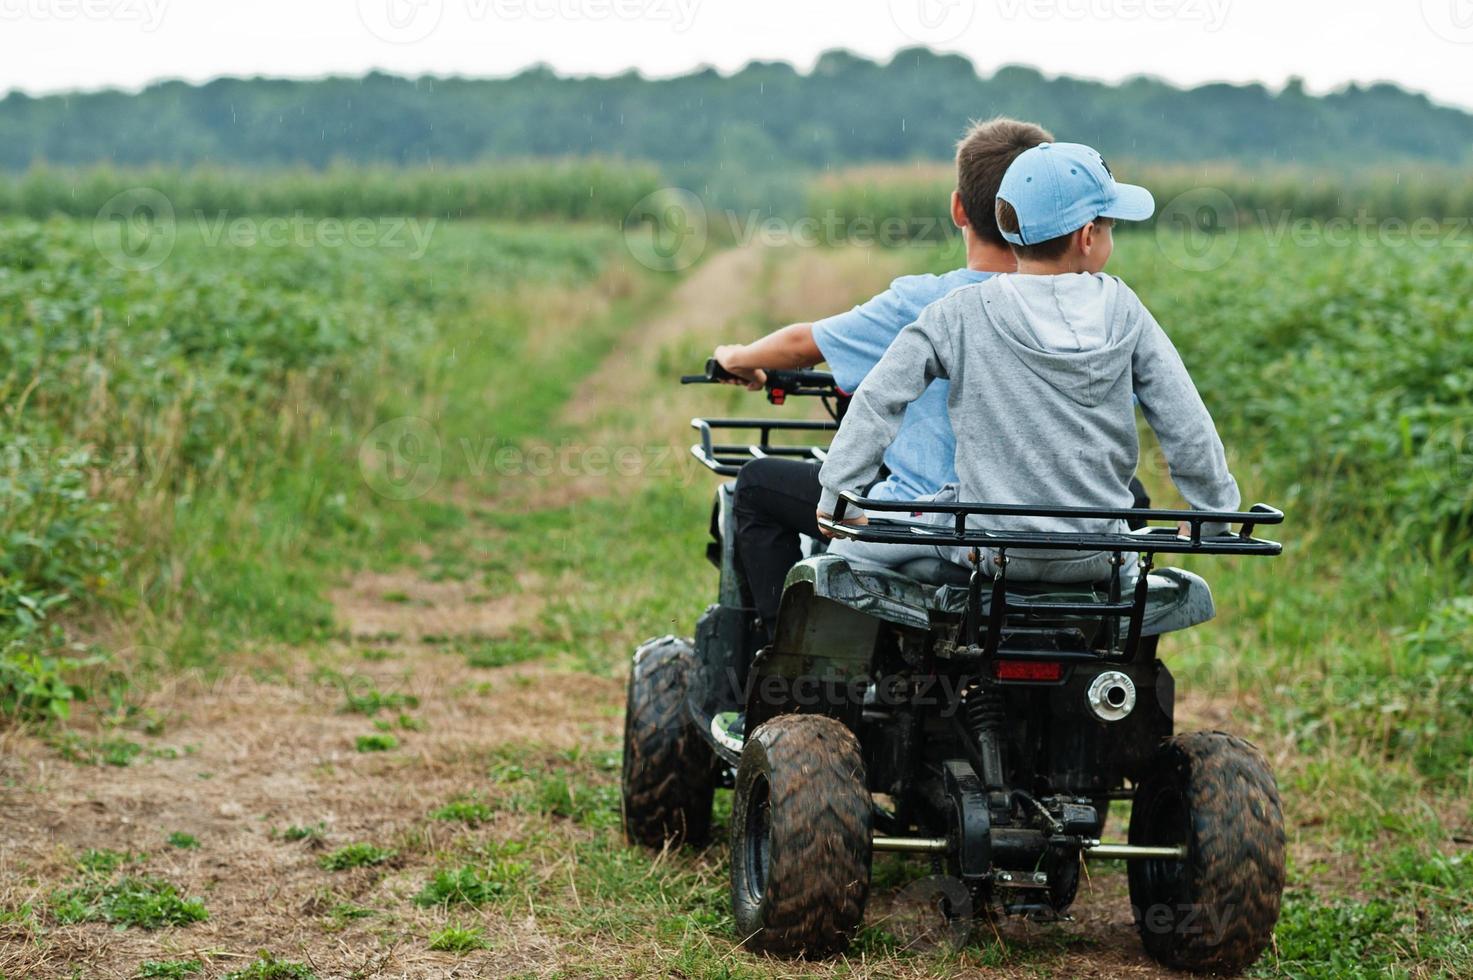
[1,0,1471,111]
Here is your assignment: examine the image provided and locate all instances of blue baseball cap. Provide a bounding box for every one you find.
[995,142,1155,246]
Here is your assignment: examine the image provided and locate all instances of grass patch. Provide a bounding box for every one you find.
[318,843,396,871]
[136,960,204,979]
[275,823,326,843]
[431,795,495,826]
[166,832,200,850]
[77,848,143,875]
[341,688,419,715]
[413,860,528,908]
[354,733,398,753]
[52,875,208,929]
[52,733,145,767]
[220,953,317,980]
[428,923,491,953]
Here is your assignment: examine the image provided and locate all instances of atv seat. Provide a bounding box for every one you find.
[782,554,1215,638]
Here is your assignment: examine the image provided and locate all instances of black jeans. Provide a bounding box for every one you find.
[731,456,1154,642]
[731,457,824,642]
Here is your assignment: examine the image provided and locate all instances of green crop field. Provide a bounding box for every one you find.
[0,177,1469,978]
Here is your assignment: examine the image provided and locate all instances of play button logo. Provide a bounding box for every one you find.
[358,0,444,44]
[889,0,976,43]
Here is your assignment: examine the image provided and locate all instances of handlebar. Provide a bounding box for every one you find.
[681,359,848,418]
[681,359,842,399]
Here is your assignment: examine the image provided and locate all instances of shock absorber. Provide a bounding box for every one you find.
[962,678,1007,791]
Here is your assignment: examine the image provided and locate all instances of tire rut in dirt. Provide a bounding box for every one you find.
[621,636,716,848]
[730,714,872,958]
[1128,730,1286,975]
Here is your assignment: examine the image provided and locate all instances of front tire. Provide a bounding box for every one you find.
[621,637,716,848]
[1128,731,1285,975]
[730,714,872,958]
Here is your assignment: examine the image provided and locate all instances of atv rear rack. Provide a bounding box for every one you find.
[820,492,1283,662]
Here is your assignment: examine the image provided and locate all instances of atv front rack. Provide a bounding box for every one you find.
[819,492,1283,662]
[689,418,839,477]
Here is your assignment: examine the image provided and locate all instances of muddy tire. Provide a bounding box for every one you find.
[1128,731,1285,975]
[621,637,716,848]
[730,714,872,958]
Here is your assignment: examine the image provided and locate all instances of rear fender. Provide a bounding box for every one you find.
[745,556,928,733]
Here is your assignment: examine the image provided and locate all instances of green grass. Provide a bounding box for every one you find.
[318,843,396,871]
[166,832,200,850]
[427,923,491,953]
[340,687,418,715]
[77,848,143,875]
[354,733,398,753]
[3,160,663,222]
[136,960,204,979]
[431,795,496,826]
[220,953,317,980]
[413,860,529,908]
[0,215,662,699]
[51,875,208,929]
[274,823,326,843]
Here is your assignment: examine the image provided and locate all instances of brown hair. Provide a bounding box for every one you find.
[995,200,1112,261]
[955,117,1054,247]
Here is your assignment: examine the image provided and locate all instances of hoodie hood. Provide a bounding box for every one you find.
[983,273,1144,407]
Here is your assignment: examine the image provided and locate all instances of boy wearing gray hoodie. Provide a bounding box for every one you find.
[816,142,1240,582]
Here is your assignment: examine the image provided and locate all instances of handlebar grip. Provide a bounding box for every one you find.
[680,358,743,385]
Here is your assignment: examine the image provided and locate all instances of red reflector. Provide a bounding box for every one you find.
[994,660,1064,682]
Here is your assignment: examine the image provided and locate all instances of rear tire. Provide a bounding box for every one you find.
[730,714,872,958]
[621,637,716,848]
[1128,731,1285,975]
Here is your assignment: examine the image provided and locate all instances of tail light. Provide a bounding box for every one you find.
[993,660,1064,683]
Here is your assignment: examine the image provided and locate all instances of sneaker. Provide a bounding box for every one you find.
[711,711,745,754]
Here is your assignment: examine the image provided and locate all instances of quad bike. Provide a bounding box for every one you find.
[621,363,1288,974]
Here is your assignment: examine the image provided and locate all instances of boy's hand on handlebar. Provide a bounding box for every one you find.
[816,509,868,539]
[713,345,767,390]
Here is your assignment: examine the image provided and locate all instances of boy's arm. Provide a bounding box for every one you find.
[817,305,956,523]
[1131,310,1240,536]
[712,276,919,392]
[714,323,820,389]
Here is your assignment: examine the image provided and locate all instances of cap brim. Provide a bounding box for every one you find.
[1100,182,1155,222]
